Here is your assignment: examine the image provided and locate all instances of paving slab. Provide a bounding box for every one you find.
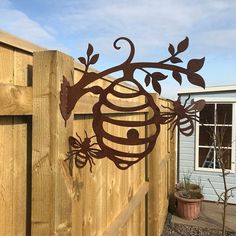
[172,201,236,232]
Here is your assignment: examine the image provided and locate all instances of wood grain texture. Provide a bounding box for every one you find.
[102,182,149,236]
[32,51,74,236]
[0,41,31,236]
[0,44,14,84]
[72,113,146,236]
[0,84,32,115]
[148,94,176,236]
[0,83,146,116]
[12,117,28,236]
[14,50,33,86]
[0,117,27,236]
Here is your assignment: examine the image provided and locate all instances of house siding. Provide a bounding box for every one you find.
[179,92,236,204]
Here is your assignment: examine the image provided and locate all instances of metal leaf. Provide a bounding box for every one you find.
[87,43,94,57]
[170,57,183,64]
[90,54,99,65]
[187,57,205,72]
[78,57,86,65]
[145,74,151,86]
[172,71,182,85]
[187,73,205,88]
[152,79,161,94]
[151,72,168,81]
[177,37,189,53]
[168,43,175,55]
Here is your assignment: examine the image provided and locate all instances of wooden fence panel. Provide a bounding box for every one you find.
[0,31,176,236]
[0,37,33,236]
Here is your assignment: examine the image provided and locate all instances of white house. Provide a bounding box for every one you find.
[178,85,236,204]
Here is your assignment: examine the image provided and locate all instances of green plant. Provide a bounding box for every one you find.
[176,171,203,199]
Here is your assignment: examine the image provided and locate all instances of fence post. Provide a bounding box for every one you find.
[32,51,74,235]
[147,93,161,236]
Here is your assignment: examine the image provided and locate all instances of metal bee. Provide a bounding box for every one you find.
[161,95,206,137]
[65,132,104,173]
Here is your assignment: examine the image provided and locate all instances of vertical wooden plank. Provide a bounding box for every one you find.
[7,44,32,234]
[0,117,14,236]
[14,50,33,86]
[136,113,146,236]
[0,117,27,236]
[106,118,116,234]
[0,44,14,236]
[97,129,108,236]
[71,115,86,236]
[148,94,161,236]
[32,50,74,235]
[12,117,27,236]
[0,44,14,83]
[82,118,97,236]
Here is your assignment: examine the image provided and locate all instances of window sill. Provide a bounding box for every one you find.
[195,167,235,174]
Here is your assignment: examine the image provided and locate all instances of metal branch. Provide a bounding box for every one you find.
[208,178,224,202]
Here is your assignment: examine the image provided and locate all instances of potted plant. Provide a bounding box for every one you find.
[175,172,203,220]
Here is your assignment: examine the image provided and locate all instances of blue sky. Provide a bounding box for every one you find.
[0,0,236,98]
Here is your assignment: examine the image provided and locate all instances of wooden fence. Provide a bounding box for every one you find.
[0,31,176,236]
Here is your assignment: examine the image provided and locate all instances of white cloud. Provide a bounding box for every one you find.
[3,0,234,59]
[47,0,236,91]
[0,9,53,42]
[1,0,235,91]
[1,0,236,56]
[54,0,236,58]
[0,1,53,43]
[0,1,70,52]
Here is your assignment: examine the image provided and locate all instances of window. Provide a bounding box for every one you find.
[196,103,235,172]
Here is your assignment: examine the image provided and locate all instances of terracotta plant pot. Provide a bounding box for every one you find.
[175,192,203,220]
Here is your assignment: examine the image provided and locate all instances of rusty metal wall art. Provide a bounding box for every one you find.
[60,37,206,172]
[161,95,205,137]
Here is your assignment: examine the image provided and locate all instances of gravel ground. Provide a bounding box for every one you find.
[162,214,236,236]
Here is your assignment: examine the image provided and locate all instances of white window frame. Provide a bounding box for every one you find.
[195,99,236,173]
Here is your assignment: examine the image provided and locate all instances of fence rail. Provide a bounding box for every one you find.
[0,30,176,236]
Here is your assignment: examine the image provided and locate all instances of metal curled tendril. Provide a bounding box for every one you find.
[113,37,135,65]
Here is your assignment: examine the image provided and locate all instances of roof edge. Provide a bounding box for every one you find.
[178,85,236,95]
